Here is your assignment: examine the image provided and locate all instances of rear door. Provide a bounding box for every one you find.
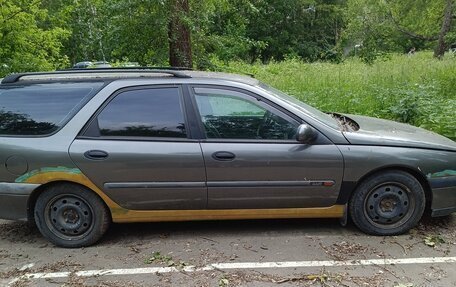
[190,86,344,209]
[69,85,207,210]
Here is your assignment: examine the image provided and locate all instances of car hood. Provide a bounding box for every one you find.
[342,114,456,152]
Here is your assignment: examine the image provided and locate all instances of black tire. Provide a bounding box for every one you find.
[34,183,110,248]
[349,170,425,236]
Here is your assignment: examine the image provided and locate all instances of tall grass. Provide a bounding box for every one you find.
[222,52,456,140]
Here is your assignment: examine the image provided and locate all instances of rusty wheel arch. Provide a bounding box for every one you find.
[27,180,112,222]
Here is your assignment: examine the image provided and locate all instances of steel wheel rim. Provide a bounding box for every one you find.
[363,182,415,229]
[44,194,94,241]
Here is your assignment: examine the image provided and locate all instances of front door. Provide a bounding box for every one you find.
[190,86,344,209]
[70,86,206,210]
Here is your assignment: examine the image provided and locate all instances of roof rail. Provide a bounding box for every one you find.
[63,66,193,71]
[1,68,192,84]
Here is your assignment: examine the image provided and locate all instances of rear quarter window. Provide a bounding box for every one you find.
[0,82,103,136]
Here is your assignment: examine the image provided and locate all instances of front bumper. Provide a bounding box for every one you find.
[430,176,456,217]
[0,182,39,221]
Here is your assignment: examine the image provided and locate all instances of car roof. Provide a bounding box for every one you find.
[183,71,258,85]
[0,68,259,86]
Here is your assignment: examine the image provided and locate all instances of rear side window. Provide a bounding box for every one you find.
[95,87,187,138]
[0,82,103,136]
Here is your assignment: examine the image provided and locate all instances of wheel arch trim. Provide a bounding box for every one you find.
[338,165,432,209]
[20,169,126,221]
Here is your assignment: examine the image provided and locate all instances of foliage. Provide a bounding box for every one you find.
[2,0,451,68]
[1,0,455,69]
[423,234,445,247]
[0,0,69,76]
[341,0,456,63]
[341,0,400,64]
[103,0,170,66]
[0,110,55,134]
[27,0,348,66]
[144,251,174,266]
[65,0,111,63]
[144,251,189,269]
[195,0,346,64]
[221,52,456,140]
[191,0,267,67]
[243,0,346,62]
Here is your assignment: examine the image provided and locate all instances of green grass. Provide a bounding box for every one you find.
[220,52,456,141]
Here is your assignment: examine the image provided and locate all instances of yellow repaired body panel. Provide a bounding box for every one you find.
[16,167,129,217]
[112,205,345,223]
[17,167,345,223]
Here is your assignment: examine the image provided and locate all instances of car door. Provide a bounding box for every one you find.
[69,85,207,210]
[190,86,344,209]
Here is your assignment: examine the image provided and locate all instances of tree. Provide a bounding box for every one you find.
[387,0,455,58]
[240,0,346,62]
[168,0,192,67]
[66,0,109,63]
[434,0,454,58]
[342,0,400,64]
[102,0,169,66]
[0,0,69,76]
[0,110,56,134]
[343,0,456,63]
[42,0,111,65]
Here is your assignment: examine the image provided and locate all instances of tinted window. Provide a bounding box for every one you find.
[194,88,298,140]
[97,88,187,138]
[0,82,103,135]
[259,83,340,130]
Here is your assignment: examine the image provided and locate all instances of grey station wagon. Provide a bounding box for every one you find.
[0,68,455,248]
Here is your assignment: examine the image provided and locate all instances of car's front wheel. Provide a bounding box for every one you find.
[34,183,110,248]
[349,170,425,235]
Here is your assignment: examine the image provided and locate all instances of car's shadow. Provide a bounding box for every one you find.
[100,218,355,245]
[100,213,456,245]
[0,214,454,247]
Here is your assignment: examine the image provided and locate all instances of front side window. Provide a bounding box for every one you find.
[0,82,103,135]
[96,87,187,138]
[194,88,299,140]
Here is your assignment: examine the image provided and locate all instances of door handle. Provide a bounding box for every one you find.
[84,150,109,160]
[212,151,236,161]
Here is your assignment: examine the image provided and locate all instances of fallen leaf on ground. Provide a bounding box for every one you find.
[424,235,445,247]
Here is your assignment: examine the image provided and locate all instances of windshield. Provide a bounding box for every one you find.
[258,83,339,130]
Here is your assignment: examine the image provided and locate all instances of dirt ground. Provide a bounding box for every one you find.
[0,214,455,287]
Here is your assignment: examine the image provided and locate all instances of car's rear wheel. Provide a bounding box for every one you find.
[34,183,110,248]
[349,170,425,235]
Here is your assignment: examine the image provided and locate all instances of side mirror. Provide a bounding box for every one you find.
[296,124,317,144]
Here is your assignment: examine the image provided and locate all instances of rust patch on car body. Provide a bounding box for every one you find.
[427,170,456,178]
[15,167,128,217]
[112,205,345,223]
[14,167,344,223]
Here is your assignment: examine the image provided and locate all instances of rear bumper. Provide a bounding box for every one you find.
[0,182,39,221]
[430,177,456,217]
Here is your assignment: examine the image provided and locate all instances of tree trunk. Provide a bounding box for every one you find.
[168,0,192,68]
[434,0,454,58]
